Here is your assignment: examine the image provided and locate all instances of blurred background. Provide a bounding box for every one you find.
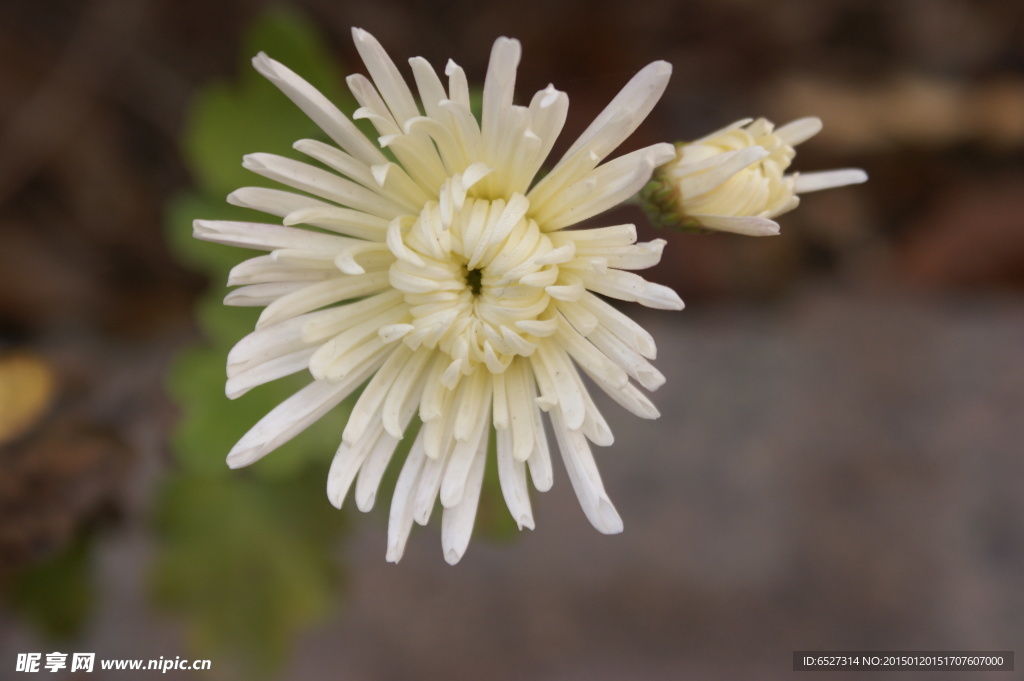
[1,0,1022,679]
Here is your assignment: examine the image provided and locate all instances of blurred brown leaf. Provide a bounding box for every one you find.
[899,175,1024,290]
[0,418,131,570]
[770,74,1024,151]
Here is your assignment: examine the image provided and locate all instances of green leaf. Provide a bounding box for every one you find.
[166,339,358,480]
[240,7,346,100]
[181,7,353,198]
[164,4,368,481]
[5,535,93,641]
[157,10,358,674]
[151,473,344,677]
[164,193,358,480]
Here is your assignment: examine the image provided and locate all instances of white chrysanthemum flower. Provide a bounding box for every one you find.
[193,29,682,564]
[642,117,867,236]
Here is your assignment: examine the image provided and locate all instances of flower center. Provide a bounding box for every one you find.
[464,266,483,296]
[388,195,559,374]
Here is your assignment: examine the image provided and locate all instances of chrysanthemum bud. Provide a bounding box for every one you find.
[640,117,867,236]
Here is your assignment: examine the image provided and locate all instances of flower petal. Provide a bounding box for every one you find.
[386,428,428,563]
[351,27,422,125]
[252,52,386,166]
[497,426,535,530]
[794,168,868,193]
[549,409,623,534]
[440,423,489,564]
[227,371,381,469]
[690,214,781,236]
[562,60,672,162]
